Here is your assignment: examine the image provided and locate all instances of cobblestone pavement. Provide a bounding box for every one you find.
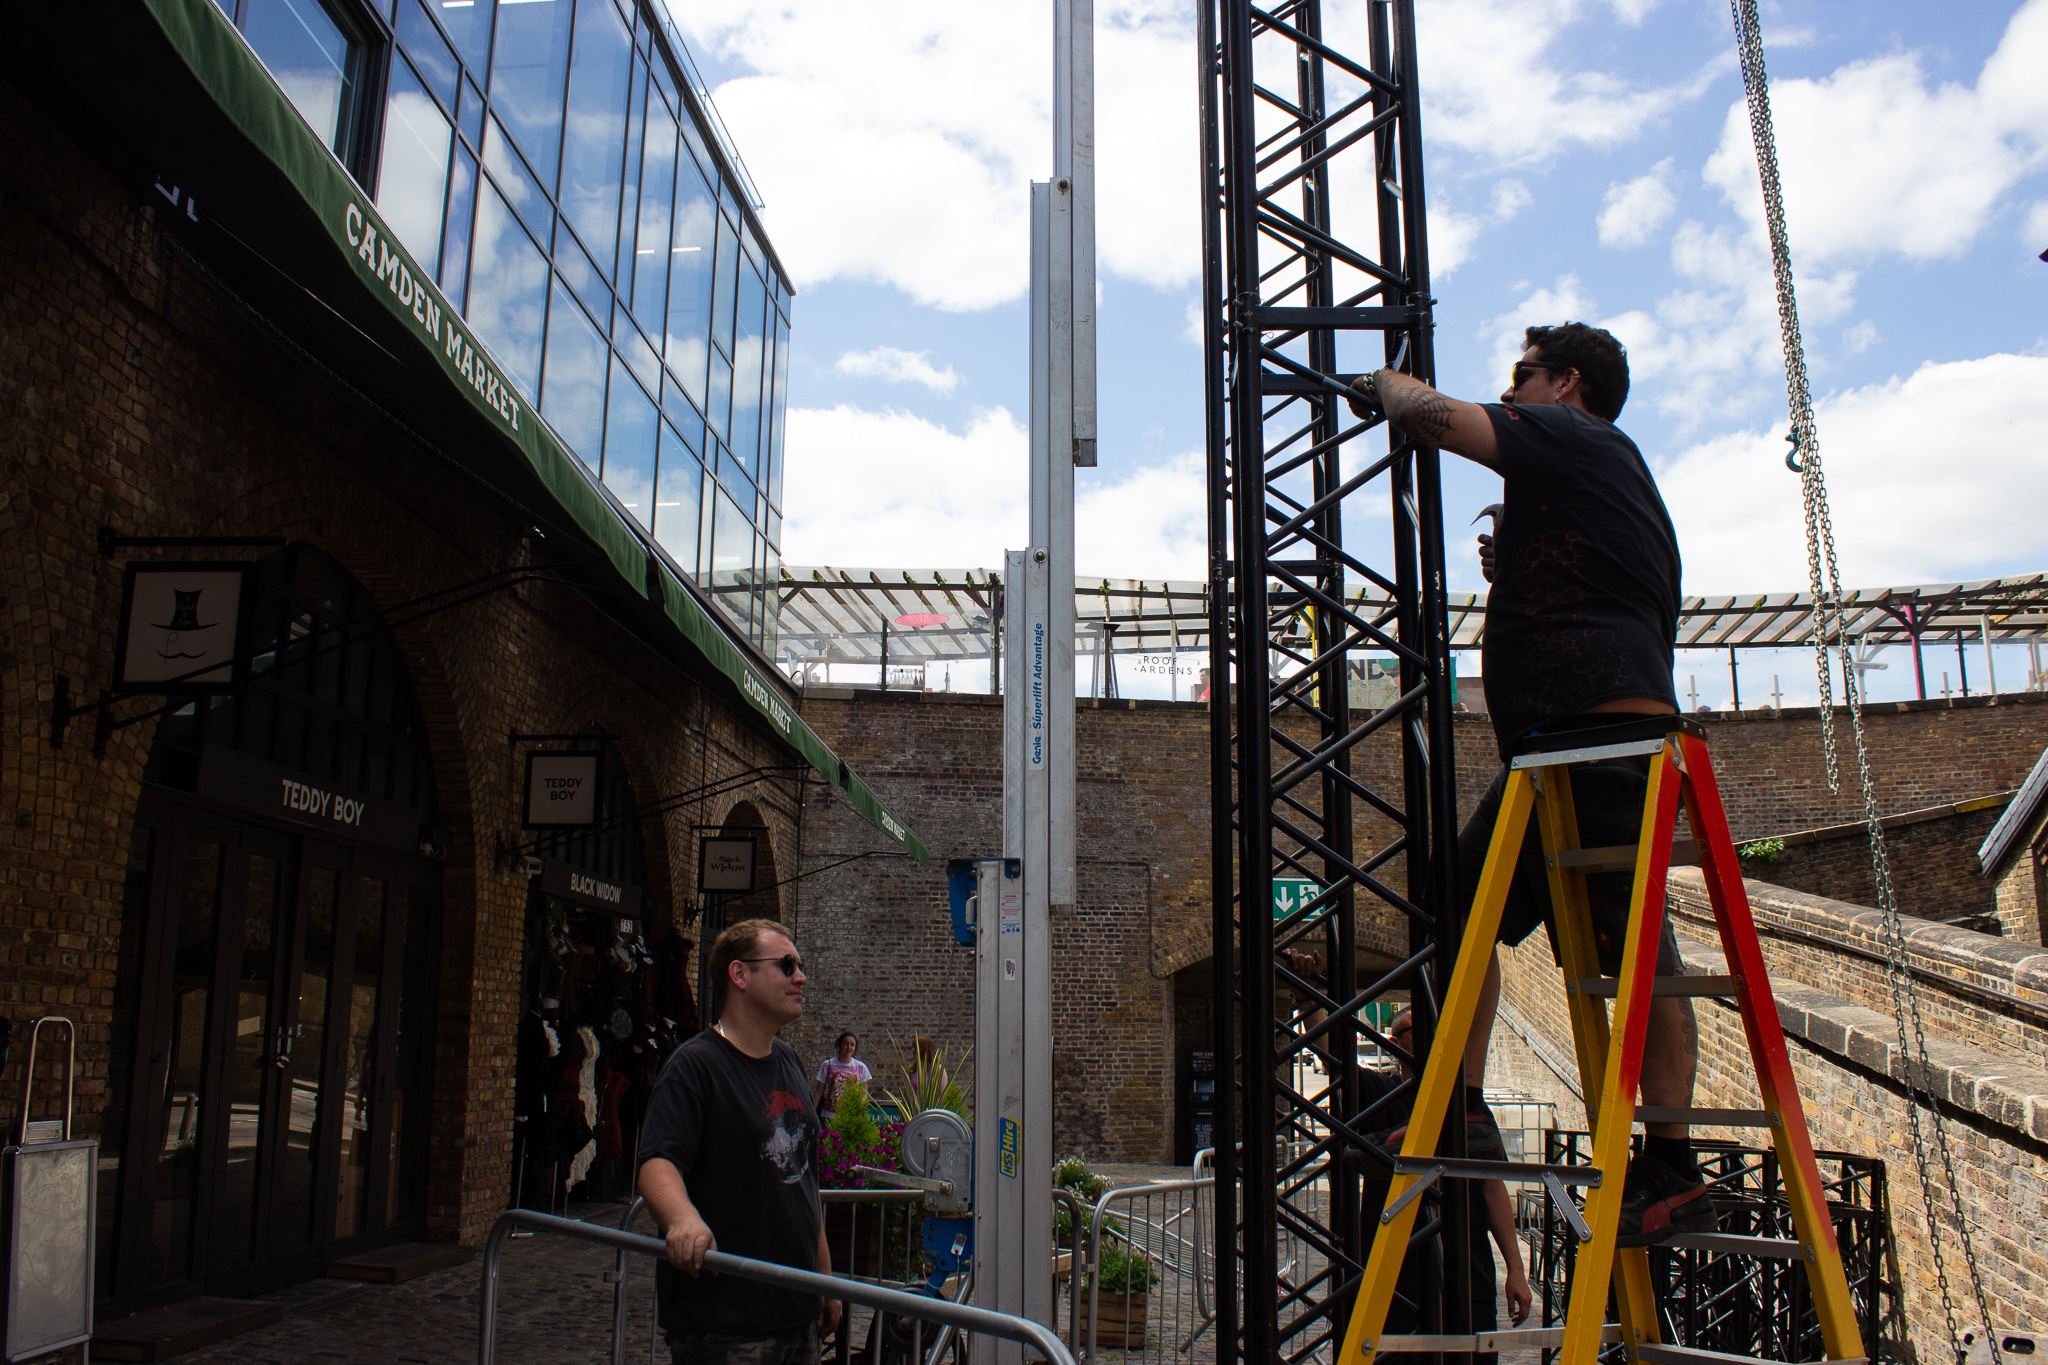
[170,1200,654,1365]
[121,1186,1542,1365]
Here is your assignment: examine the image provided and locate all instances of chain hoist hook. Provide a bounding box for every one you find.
[1783,431,1806,474]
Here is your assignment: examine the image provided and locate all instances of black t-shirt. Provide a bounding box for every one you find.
[637,1030,822,1335]
[1355,1068,1501,1335]
[1480,402,1681,758]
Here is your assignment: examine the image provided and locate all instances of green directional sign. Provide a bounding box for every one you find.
[1272,877,1325,921]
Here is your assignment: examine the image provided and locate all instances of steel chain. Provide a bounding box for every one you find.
[1731,1,2001,1357]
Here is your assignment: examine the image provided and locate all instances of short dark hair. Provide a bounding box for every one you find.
[1524,322,1629,422]
[707,917,789,1020]
[835,1031,857,1049]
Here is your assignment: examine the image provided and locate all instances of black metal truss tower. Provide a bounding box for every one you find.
[1199,1,1462,1360]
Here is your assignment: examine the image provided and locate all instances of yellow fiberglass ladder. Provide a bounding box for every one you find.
[1337,713,1867,1364]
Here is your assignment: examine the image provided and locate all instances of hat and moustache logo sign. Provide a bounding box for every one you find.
[116,564,251,690]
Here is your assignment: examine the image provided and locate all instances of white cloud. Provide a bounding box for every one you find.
[1598,159,1678,247]
[1432,179,1536,275]
[779,402,1208,581]
[2024,200,2048,249]
[1076,453,1208,579]
[667,0,1197,309]
[780,404,1026,567]
[1480,273,1599,376]
[834,346,961,394]
[1395,0,1722,168]
[1656,353,2048,593]
[1703,0,2048,268]
[1842,320,1880,355]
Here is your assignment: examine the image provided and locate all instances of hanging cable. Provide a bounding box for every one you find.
[1730,2,2003,1358]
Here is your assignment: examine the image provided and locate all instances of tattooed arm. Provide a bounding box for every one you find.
[1350,369,1499,467]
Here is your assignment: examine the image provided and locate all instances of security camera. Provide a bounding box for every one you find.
[522,855,544,878]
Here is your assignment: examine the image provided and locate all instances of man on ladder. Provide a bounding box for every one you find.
[1349,321,1715,1246]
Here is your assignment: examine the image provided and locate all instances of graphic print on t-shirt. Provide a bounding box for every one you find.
[763,1089,812,1184]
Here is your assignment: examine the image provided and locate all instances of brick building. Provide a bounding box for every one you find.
[793,686,2048,1165]
[0,0,922,1328]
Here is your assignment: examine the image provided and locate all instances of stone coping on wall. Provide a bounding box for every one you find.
[1743,791,2015,849]
[1673,933,2048,1145]
[1668,869,2048,1026]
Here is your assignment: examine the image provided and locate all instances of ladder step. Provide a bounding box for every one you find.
[1389,1155,1602,1186]
[1574,975,1740,998]
[1509,735,1673,768]
[1636,1346,1867,1365]
[1376,1325,1624,1351]
[1555,840,1698,872]
[1635,1105,1774,1127]
[1662,1231,1808,1260]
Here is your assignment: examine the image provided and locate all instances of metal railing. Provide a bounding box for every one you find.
[479,1208,1074,1365]
[1077,1174,1216,1365]
[607,1190,935,1365]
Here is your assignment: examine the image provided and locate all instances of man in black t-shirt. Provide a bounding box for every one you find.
[638,918,839,1365]
[1347,323,1714,1247]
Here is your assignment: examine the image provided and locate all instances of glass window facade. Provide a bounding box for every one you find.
[230,0,789,654]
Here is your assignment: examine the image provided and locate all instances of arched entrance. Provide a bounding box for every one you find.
[513,743,677,1207]
[99,547,444,1312]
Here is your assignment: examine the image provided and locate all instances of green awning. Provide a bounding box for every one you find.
[133,0,929,865]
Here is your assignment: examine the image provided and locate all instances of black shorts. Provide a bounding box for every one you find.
[1455,754,1681,977]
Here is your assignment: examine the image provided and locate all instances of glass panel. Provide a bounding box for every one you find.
[377,58,453,276]
[603,359,658,528]
[99,822,155,1295]
[664,164,716,409]
[216,853,282,1270]
[335,878,388,1239]
[710,214,737,360]
[540,280,609,465]
[243,0,360,156]
[481,115,550,245]
[711,486,751,628]
[466,179,550,398]
[394,0,458,111]
[653,418,703,568]
[486,0,572,187]
[613,56,648,290]
[154,838,224,1287]
[457,74,485,150]
[439,140,478,306]
[387,885,434,1228]
[696,465,717,580]
[729,257,766,482]
[558,0,633,279]
[629,93,677,336]
[275,867,338,1251]
[435,0,494,75]
[767,306,789,508]
[613,309,660,396]
[705,346,731,443]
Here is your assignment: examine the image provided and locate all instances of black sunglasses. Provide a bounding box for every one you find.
[1508,360,1573,391]
[742,953,804,977]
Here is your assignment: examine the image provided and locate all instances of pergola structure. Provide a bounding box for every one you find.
[773,565,2048,699]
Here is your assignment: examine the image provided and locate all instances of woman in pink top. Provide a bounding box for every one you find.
[813,1031,871,1116]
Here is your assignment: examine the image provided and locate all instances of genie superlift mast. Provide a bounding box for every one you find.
[1197,1,1460,1360]
[974,2,1093,1363]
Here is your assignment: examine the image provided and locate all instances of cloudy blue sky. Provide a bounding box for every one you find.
[669,0,2048,704]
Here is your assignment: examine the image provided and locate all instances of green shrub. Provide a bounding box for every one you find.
[1093,1239,1160,1295]
[829,1079,881,1149]
[1738,837,1787,863]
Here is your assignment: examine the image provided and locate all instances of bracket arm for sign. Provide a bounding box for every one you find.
[52,561,600,754]
[98,528,287,558]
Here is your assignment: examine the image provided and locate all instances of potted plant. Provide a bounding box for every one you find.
[1080,1238,1161,1349]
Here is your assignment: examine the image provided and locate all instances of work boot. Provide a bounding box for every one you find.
[1614,1154,1716,1247]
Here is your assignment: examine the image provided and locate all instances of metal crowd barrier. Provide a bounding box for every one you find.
[607,1190,936,1365]
[1076,1173,1215,1365]
[480,1208,1074,1365]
